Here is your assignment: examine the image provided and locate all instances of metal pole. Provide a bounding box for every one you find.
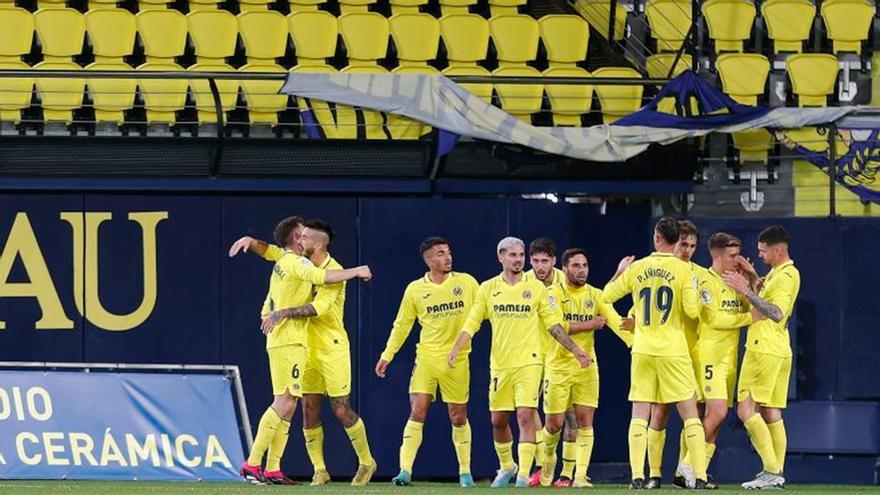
[609,0,618,43]
[668,22,694,79]
[207,78,225,175]
[829,125,837,218]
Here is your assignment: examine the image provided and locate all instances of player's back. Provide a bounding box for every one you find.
[606,252,699,357]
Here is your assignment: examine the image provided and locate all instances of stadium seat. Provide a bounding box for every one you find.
[573,0,627,41]
[544,67,592,126]
[820,0,875,54]
[490,15,539,67]
[440,14,492,102]
[439,0,476,17]
[137,0,174,10]
[339,13,389,139]
[0,8,34,125]
[786,53,839,106]
[87,0,122,10]
[488,0,525,18]
[701,0,755,53]
[36,0,67,9]
[189,0,220,11]
[136,10,188,124]
[34,8,86,124]
[339,0,376,15]
[188,11,239,124]
[592,66,643,123]
[389,0,427,16]
[761,0,815,54]
[388,14,439,139]
[289,0,325,12]
[238,11,290,125]
[539,15,588,68]
[732,129,773,165]
[239,0,273,11]
[716,53,770,105]
[492,65,543,122]
[645,0,692,52]
[289,12,354,139]
[339,12,389,68]
[85,9,137,124]
[646,53,694,115]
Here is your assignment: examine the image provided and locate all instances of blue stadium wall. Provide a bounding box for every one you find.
[0,194,877,484]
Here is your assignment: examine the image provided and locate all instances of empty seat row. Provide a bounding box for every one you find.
[0,0,533,18]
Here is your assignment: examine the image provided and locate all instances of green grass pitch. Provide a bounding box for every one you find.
[0,481,876,494]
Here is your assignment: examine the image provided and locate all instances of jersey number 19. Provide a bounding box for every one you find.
[638,286,673,325]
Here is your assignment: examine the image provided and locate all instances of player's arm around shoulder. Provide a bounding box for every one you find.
[603,257,636,303]
[679,260,701,319]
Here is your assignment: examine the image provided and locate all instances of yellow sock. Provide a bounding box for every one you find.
[247,407,282,467]
[646,427,666,478]
[345,418,373,466]
[534,428,545,469]
[575,427,594,481]
[678,427,688,464]
[767,420,787,473]
[517,441,537,478]
[266,417,290,472]
[303,426,326,472]
[494,440,515,471]
[744,414,779,473]
[542,428,560,485]
[628,418,648,480]
[705,442,716,471]
[560,441,576,479]
[399,419,423,472]
[683,418,707,481]
[452,422,472,475]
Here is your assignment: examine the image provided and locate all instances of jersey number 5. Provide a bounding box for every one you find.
[638,286,674,326]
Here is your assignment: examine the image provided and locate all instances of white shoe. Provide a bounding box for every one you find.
[491,463,518,488]
[677,461,696,489]
[741,471,785,490]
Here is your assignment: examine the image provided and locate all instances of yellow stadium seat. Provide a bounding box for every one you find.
[646,53,693,114]
[36,0,66,9]
[761,0,815,54]
[493,66,542,122]
[440,15,491,102]
[701,0,755,53]
[239,0,272,12]
[189,0,220,11]
[645,0,691,52]
[339,0,376,15]
[136,10,188,124]
[87,0,121,10]
[573,0,627,41]
[786,53,839,106]
[0,7,34,124]
[733,129,773,164]
[390,14,439,68]
[340,65,389,139]
[389,0,427,16]
[544,67,591,126]
[290,64,355,139]
[187,12,239,124]
[239,11,289,125]
[488,0,525,18]
[289,11,338,67]
[289,0,324,12]
[821,0,875,54]
[137,10,186,60]
[439,0,475,17]
[716,53,770,105]
[137,0,173,10]
[388,65,437,139]
[539,15,588,68]
[339,12,389,67]
[490,15,539,66]
[85,9,137,124]
[592,66,643,123]
[34,8,86,123]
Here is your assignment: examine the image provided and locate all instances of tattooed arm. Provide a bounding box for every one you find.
[260,304,318,334]
[722,271,784,323]
[548,324,592,368]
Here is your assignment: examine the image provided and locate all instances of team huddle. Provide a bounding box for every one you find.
[229,216,800,490]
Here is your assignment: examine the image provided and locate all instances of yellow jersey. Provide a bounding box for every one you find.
[697,267,752,362]
[463,273,565,370]
[746,260,800,358]
[547,282,631,373]
[263,245,349,351]
[381,272,479,362]
[683,263,709,354]
[259,249,327,349]
[603,252,700,357]
[526,268,566,358]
